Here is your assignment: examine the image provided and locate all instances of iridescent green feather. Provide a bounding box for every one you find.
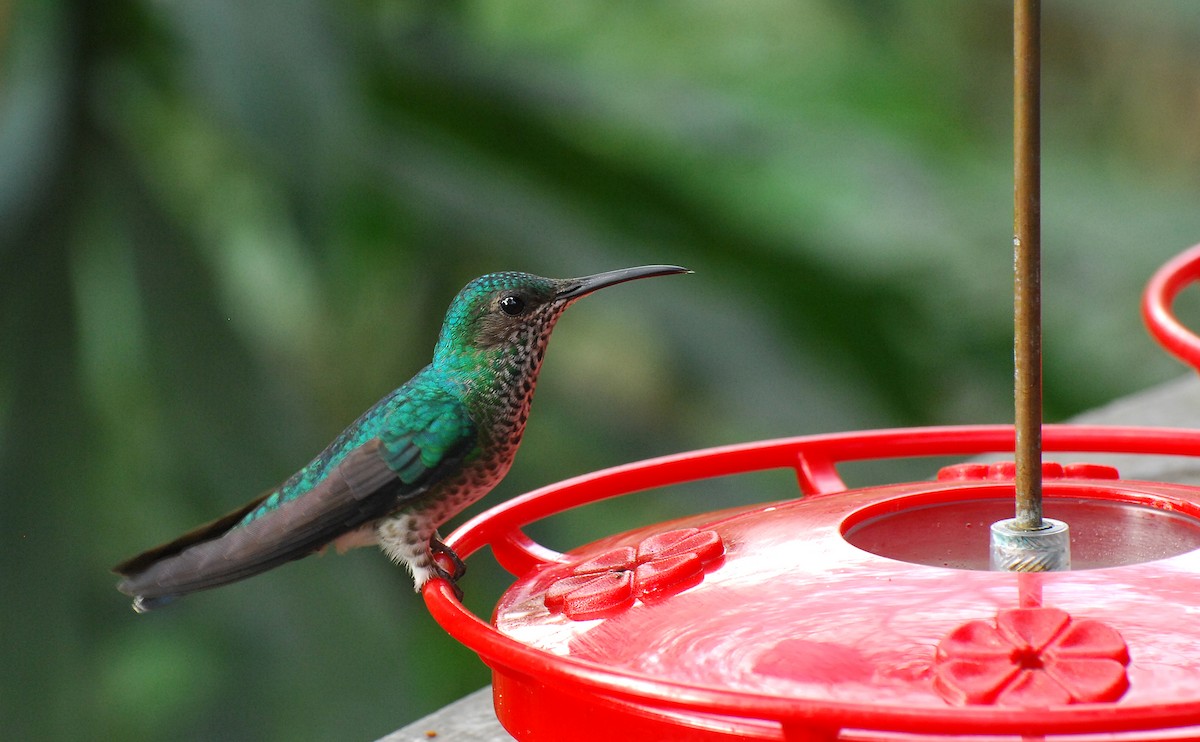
[379,384,477,483]
[235,367,475,526]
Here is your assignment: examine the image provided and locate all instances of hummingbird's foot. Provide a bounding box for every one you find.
[430,564,465,601]
[428,534,466,599]
[429,534,467,582]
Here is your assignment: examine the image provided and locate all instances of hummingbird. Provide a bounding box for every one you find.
[113,265,689,612]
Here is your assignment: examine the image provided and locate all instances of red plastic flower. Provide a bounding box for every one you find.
[544,528,725,620]
[934,607,1130,706]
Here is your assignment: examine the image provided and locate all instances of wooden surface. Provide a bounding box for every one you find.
[380,374,1200,741]
[379,687,512,742]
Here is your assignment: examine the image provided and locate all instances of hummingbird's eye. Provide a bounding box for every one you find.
[498,294,526,316]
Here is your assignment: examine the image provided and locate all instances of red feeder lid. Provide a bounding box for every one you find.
[425,425,1200,740]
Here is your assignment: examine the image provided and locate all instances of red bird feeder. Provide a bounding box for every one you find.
[418,1,1200,737]
[424,422,1200,740]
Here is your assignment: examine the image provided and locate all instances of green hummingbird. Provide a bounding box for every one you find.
[113,265,689,612]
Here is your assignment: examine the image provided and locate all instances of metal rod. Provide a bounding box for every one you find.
[1013,0,1044,531]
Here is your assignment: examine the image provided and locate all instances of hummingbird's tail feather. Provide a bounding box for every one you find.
[132,594,177,614]
[112,492,272,577]
[113,440,407,611]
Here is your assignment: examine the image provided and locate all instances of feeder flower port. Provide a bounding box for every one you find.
[934,606,1131,706]
[544,528,725,620]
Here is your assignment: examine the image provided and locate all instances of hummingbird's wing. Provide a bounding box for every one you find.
[113,391,478,611]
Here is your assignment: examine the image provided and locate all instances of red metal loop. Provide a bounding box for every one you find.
[1143,242,1200,371]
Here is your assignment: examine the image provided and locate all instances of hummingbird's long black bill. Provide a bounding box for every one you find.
[556,265,691,301]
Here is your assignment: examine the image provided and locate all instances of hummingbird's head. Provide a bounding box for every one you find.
[432,266,690,391]
[434,272,560,362]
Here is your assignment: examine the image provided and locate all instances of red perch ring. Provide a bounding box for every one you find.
[1144,242,1200,371]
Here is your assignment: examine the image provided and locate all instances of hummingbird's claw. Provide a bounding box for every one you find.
[432,568,465,601]
[429,563,464,601]
[432,530,468,583]
[429,533,467,598]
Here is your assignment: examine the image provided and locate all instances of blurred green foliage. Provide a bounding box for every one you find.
[4,1,1200,739]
